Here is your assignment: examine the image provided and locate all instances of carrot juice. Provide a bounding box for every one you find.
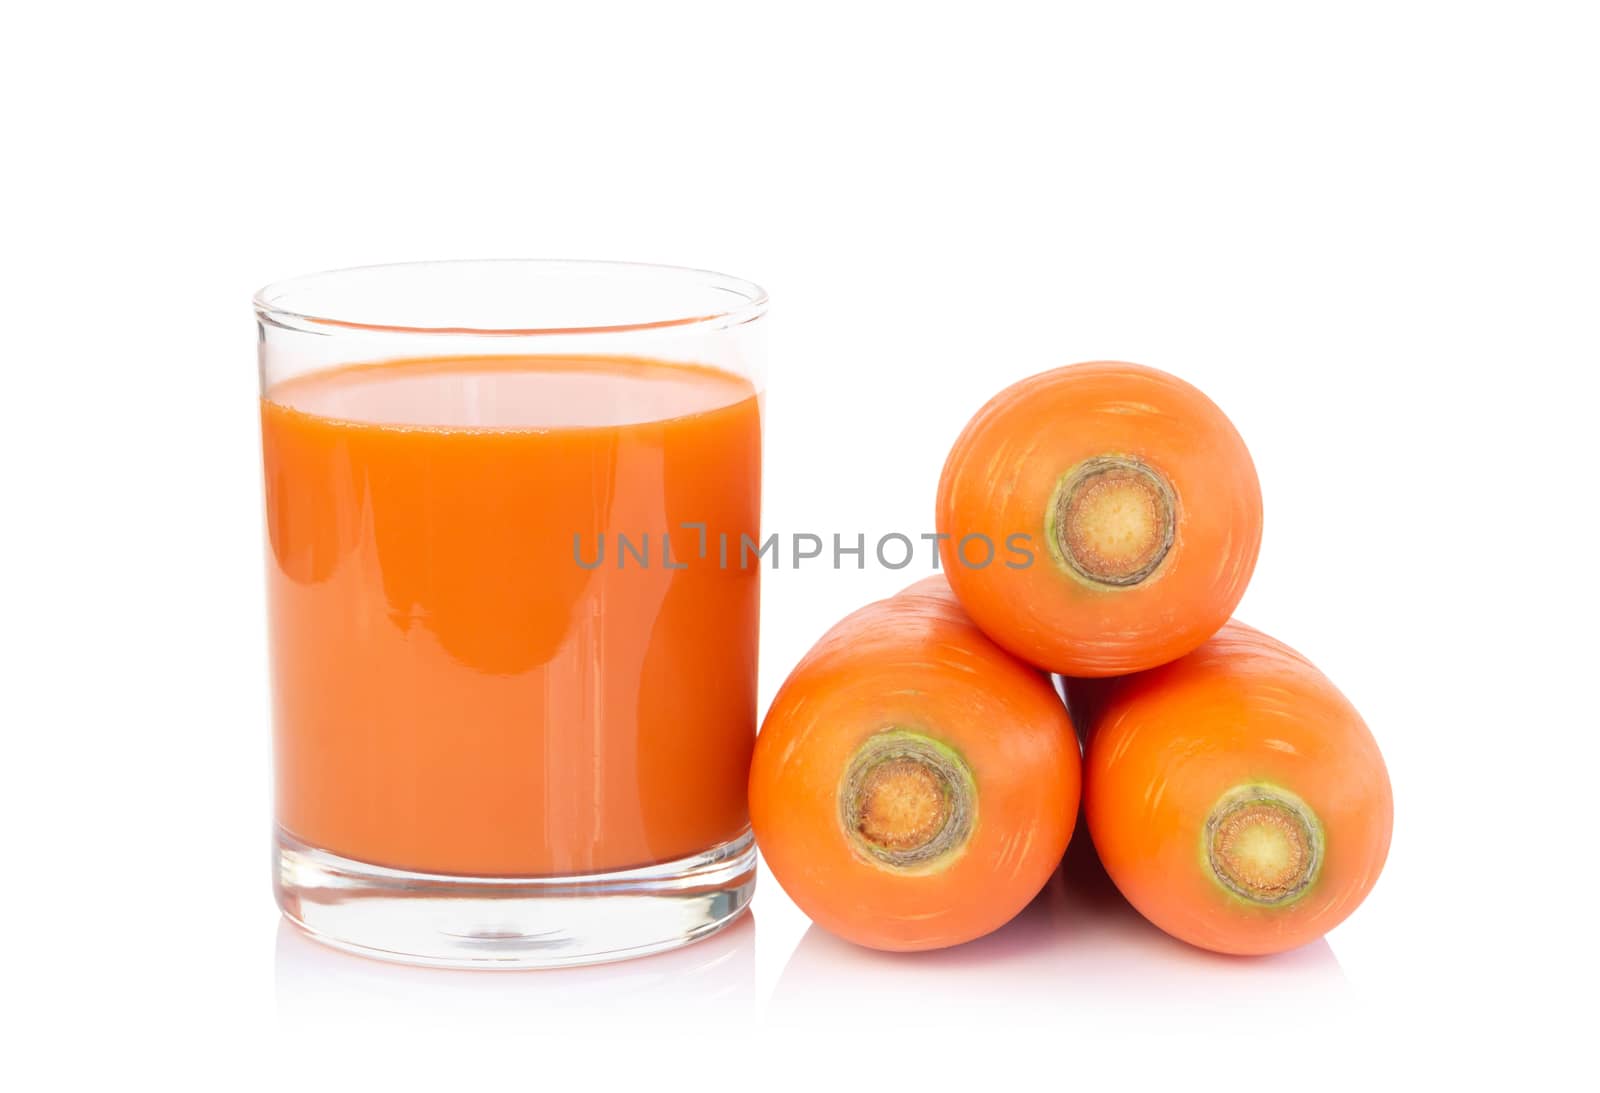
[262,354,762,877]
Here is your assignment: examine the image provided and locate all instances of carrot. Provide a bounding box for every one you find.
[1074,621,1392,956]
[936,361,1262,676]
[749,575,1080,951]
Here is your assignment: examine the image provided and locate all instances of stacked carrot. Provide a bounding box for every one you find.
[750,361,1392,956]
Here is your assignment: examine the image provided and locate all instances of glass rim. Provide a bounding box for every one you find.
[253,258,769,337]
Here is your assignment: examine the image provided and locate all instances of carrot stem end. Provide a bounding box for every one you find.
[1205,784,1323,905]
[1048,456,1176,588]
[839,730,977,873]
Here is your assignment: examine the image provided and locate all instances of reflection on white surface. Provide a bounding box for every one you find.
[771,839,1349,1026]
[274,841,1356,1044]
[275,910,758,1031]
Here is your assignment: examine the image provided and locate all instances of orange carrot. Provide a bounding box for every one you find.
[936,361,1262,676]
[749,576,1080,951]
[1075,621,1392,956]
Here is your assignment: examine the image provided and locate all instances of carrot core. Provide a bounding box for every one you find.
[1205,786,1323,905]
[1050,456,1175,587]
[856,758,948,851]
[840,730,977,872]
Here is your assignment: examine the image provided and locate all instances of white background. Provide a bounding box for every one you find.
[4,1,1596,1087]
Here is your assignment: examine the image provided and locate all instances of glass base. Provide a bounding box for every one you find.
[274,827,756,970]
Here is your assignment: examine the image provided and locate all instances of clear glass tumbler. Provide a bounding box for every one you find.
[255,260,766,968]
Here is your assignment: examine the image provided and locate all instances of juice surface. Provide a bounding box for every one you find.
[261,355,761,876]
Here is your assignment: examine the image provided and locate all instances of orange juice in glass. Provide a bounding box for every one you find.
[256,262,765,968]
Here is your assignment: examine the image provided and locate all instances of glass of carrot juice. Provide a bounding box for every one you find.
[255,261,765,968]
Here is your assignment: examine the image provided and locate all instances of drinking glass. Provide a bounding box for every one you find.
[256,260,766,968]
